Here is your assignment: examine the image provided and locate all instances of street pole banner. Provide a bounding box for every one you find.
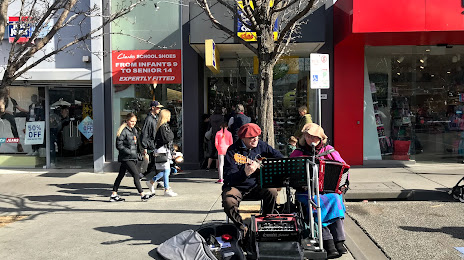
[310,53,330,89]
[24,121,45,145]
[112,49,182,84]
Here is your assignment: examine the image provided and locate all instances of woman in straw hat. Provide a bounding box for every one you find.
[290,123,349,259]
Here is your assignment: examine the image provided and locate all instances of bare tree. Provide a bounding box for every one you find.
[196,0,316,147]
[0,0,149,91]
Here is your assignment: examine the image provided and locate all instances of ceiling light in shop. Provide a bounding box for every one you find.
[397,72,401,75]
[426,49,431,52]
[420,66,425,69]
[420,57,427,63]
[397,57,404,63]
[447,71,451,74]
[431,74,435,77]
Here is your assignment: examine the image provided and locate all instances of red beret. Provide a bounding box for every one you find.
[238,123,261,138]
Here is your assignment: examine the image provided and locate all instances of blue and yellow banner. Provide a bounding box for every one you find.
[237,1,278,42]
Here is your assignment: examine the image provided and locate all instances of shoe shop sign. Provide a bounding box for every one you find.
[24,121,45,145]
[112,49,182,84]
[310,53,330,89]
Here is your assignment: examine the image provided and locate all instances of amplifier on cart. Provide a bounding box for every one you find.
[252,214,300,242]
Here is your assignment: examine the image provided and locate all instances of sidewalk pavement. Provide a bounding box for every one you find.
[0,163,462,259]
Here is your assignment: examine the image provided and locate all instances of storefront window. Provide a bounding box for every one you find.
[365,45,464,163]
[206,57,316,155]
[112,84,182,160]
[0,86,46,168]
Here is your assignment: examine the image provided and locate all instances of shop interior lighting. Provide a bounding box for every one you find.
[425,49,431,52]
[420,66,425,69]
[397,57,404,63]
[397,72,401,75]
[447,71,451,74]
[420,57,427,63]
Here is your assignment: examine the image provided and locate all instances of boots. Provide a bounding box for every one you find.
[335,240,348,254]
[323,239,340,259]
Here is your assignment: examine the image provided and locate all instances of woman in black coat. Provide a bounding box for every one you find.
[110,113,152,202]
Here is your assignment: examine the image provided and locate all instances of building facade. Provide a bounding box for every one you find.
[334,0,464,165]
[1,0,335,171]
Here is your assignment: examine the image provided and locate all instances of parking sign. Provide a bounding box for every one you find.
[310,53,330,89]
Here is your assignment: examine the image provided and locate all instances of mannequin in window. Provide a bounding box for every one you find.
[0,87,27,152]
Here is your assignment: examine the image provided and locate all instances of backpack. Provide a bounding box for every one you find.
[157,229,218,260]
[449,177,464,202]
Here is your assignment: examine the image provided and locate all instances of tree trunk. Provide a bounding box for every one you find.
[257,58,275,148]
[0,0,7,41]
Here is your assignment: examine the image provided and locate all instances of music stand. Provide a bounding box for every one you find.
[259,157,324,250]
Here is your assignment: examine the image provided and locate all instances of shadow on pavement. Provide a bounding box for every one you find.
[408,188,455,202]
[399,225,464,240]
[95,223,198,259]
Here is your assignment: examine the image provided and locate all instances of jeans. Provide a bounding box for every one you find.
[152,168,170,189]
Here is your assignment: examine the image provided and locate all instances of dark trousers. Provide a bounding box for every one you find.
[322,218,345,242]
[222,186,277,229]
[1,113,19,138]
[113,160,143,193]
[144,153,158,180]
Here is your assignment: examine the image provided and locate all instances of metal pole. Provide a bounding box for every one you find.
[45,87,50,168]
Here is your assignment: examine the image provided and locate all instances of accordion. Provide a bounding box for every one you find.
[318,160,350,194]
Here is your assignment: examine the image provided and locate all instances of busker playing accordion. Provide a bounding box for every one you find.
[290,123,349,259]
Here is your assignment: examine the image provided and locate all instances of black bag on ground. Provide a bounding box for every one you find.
[157,229,218,260]
[197,224,245,260]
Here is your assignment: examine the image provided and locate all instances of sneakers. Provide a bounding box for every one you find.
[146,180,155,194]
[216,179,223,184]
[109,195,125,202]
[156,181,165,189]
[164,188,178,197]
[141,194,153,202]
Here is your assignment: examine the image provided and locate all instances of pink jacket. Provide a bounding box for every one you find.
[215,129,233,155]
[290,145,346,163]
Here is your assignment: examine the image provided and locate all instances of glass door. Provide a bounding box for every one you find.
[49,87,93,168]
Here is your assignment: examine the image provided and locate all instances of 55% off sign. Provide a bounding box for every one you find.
[25,121,45,145]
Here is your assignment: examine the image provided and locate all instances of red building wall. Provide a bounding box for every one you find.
[334,0,464,165]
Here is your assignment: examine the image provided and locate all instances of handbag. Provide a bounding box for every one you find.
[154,152,168,163]
[204,127,212,141]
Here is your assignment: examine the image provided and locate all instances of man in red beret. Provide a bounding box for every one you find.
[222,123,283,238]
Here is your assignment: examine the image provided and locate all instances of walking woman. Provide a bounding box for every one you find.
[110,113,152,202]
[146,109,178,197]
[214,122,233,184]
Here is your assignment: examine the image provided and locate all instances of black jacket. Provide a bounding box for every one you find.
[155,123,174,151]
[116,126,139,162]
[141,113,158,151]
[230,113,251,140]
[223,139,283,191]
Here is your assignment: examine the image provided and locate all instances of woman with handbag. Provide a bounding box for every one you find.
[146,109,178,197]
[110,113,153,202]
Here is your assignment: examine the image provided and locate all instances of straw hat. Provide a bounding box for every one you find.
[298,123,328,146]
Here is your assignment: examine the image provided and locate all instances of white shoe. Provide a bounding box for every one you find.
[164,188,178,197]
[146,181,155,194]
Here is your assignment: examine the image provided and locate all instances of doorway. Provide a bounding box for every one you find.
[49,87,93,168]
